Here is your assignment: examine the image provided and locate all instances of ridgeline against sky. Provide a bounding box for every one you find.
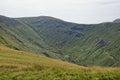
[0,0,120,24]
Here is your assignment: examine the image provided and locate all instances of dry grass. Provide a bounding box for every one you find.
[0,45,120,80]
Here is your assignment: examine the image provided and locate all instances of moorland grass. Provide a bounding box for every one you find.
[0,45,120,80]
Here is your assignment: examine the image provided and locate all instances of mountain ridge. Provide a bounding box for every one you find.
[113,18,120,23]
[0,15,120,67]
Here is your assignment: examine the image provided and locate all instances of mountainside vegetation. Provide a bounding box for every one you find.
[0,15,62,59]
[0,45,120,80]
[0,15,120,67]
[0,15,120,79]
[17,16,120,67]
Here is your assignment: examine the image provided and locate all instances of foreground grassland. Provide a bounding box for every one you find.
[0,45,120,80]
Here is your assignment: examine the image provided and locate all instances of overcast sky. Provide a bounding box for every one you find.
[0,0,120,24]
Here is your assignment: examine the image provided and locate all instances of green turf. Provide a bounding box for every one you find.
[0,45,120,80]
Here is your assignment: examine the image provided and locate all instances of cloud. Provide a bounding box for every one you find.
[0,0,120,23]
[94,0,120,5]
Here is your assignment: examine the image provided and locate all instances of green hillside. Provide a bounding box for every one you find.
[0,45,120,80]
[0,15,120,67]
[17,16,120,67]
[0,15,120,79]
[0,15,62,59]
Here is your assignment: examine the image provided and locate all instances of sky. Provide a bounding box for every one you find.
[0,0,120,24]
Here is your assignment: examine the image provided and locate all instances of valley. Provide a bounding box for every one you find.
[0,15,120,79]
[0,15,119,66]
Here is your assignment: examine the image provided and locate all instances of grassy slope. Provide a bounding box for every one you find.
[0,15,120,67]
[18,17,120,67]
[0,16,62,59]
[65,23,120,66]
[0,45,120,80]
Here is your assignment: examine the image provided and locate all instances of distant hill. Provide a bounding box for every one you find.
[113,18,120,23]
[0,15,120,67]
[0,15,62,59]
